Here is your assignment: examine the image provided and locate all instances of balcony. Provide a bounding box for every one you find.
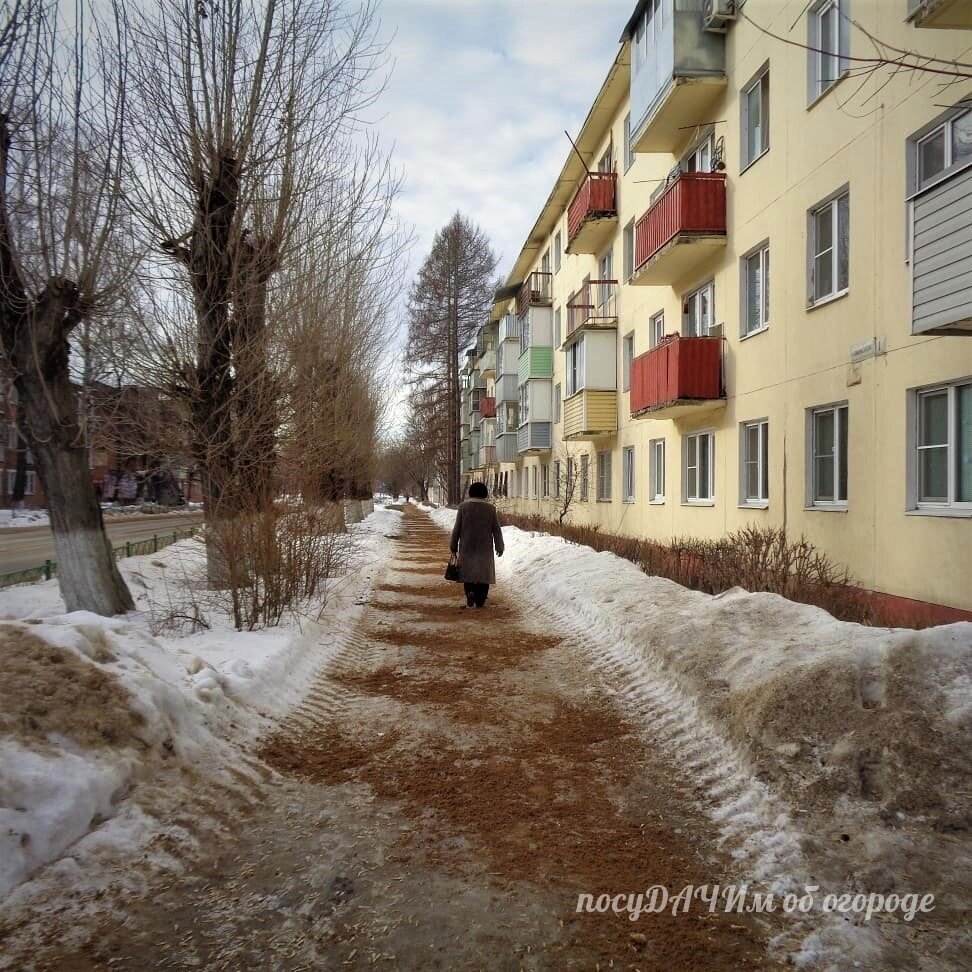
[563,389,618,441]
[911,165,972,334]
[908,0,972,28]
[516,271,553,318]
[479,396,496,419]
[630,335,725,419]
[473,368,486,389]
[481,445,496,467]
[626,1,726,154]
[518,347,554,383]
[495,373,519,403]
[631,173,726,285]
[496,433,518,463]
[479,347,497,377]
[565,280,618,343]
[567,172,618,255]
[517,422,553,454]
[498,313,520,344]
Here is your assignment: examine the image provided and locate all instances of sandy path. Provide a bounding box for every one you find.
[2,507,785,970]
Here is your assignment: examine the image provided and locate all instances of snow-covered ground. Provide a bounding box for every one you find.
[431,508,972,965]
[0,505,402,898]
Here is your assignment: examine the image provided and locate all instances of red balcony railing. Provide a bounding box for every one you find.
[479,396,496,418]
[516,271,553,318]
[634,173,726,272]
[630,335,724,416]
[566,279,617,339]
[567,172,618,245]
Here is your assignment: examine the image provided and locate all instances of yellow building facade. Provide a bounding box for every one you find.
[463,0,972,618]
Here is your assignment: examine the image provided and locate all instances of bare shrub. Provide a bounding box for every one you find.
[500,514,873,625]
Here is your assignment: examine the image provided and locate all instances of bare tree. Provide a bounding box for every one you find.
[0,0,134,614]
[406,214,497,504]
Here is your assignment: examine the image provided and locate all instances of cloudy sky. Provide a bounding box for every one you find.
[375,0,633,306]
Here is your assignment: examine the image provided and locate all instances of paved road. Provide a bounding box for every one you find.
[0,512,204,574]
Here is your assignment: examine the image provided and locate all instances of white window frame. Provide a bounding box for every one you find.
[531,465,538,499]
[554,232,563,273]
[740,419,769,507]
[580,454,589,502]
[683,132,715,174]
[908,379,972,512]
[541,463,550,498]
[596,450,612,502]
[913,109,972,193]
[553,460,561,499]
[683,431,715,504]
[741,243,770,337]
[540,248,550,275]
[622,446,636,503]
[649,310,665,349]
[741,64,770,170]
[566,338,585,397]
[622,332,635,393]
[808,189,849,306]
[649,438,666,503]
[682,282,714,337]
[807,403,849,508]
[808,0,846,103]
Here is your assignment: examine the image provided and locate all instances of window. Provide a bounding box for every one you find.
[521,315,531,352]
[808,0,847,102]
[566,339,585,397]
[554,231,563,272]
[914,109,972,191]
[622,332,635,392]
[808,404,849,506]
[598,146,614,174]
[540,248,550,275]
[519,383,529,424]
[683,283,714,337]
[597,451,612,501]
[553,460,561,498]
[6,469,35,496]
[623,219,635,282]
[624,112,634,171]
[554,383,562,424]
[580,454,589,501]
[809,190,849,304]
[623,447,636,503]
[567,457,575,498]
[650,311,665,349]
[649,438,665,502]
[913,381,972,508]
[554,307,562,348]
[598,248,614,313]
[742,244,770,335]
[742,66,770,168]
[684,132,714,173]
[531,466,538,499]
[541,463,550,498]
[741,420,769,505]
[684,432,715,503]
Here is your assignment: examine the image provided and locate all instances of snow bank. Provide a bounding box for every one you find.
[0,505,400,898]
[0,509,50,529]
[430,508,972,965]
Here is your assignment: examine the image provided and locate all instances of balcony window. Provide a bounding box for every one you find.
[741,419,769,505]
[650,311,665,349]
[741,65,769,169]
[622,332,635,393]
[597,451,612,501]
[649,438,665,503]
[808,403,848,506]
[742,244,770,336]
[913,381,972,509]
[519,384,529,425]
[566,340,585,397]
[683,282,714,337]
[541,248,550,275]
[915,109,972,191]
[809,190,849,304]
[684,132,714,173]
[623,446,636,503]
[684,431,714,503]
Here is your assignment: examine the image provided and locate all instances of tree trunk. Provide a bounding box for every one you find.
[11,400,27,510]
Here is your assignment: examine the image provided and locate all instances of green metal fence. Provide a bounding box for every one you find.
[0,527,199,589]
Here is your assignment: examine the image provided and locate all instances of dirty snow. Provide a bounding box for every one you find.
[0,505,402,898]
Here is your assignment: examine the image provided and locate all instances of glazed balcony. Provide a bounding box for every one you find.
[630,335,725,419]
[496,433,518,463]
[631,173,726,286]
[563,389,618,441]
[516,271,553,319]
[518,346,554,384]
[499,313,520,344]
[479,347,497,377]
[480,396,496,419]
[517,422,553,454]
[481,445,496,467]
[567,172,618,255]
[908,0,972,27]
[495,373,519,403]
[626,0,726,154]
[565,280,618,343]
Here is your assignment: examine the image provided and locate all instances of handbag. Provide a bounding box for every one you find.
[444,553,461,582]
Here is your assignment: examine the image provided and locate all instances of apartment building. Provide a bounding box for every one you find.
[463,0,972,620]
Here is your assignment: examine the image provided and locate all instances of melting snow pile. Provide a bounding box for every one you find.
[0,505,401,898]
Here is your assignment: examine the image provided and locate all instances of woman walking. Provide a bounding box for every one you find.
[449,482,504,608]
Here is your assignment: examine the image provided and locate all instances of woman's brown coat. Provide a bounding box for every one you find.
[449,498,505,584]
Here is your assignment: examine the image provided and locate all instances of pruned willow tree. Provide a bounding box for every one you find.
[406,213,496,504]
[0,0,135,614]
